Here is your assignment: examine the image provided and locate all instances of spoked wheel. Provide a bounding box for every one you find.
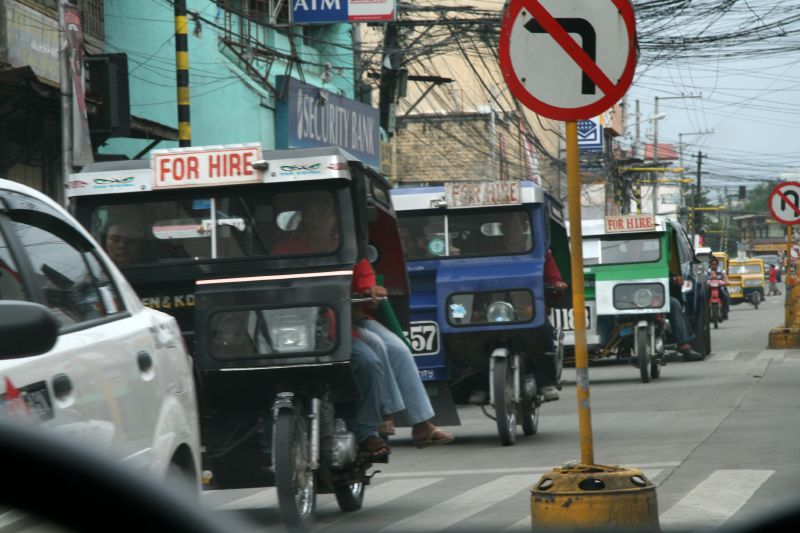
[637,328,651,383]
[493,357,517,446]
[334,479,365,512]
[274,406,316,532]
[711,303,720,329]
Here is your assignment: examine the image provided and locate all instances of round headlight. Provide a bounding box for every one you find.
[487,301,515,322]
[634,288,654,308]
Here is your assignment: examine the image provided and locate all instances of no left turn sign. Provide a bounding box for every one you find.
[499,0,637,121]
[769,181,800,226]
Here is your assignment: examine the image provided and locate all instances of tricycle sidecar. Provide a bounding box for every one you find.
[392,181,571,446]
[69,146,407,531]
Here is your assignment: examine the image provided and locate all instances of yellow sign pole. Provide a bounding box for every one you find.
[565,121,594,465]
[786,226,793,328]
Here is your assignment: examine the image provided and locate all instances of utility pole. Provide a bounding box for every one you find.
[652,97,659,215]
[174,0,191,147]
[693,151,704,246]
[58,0,73,193]
[651,95,701,217]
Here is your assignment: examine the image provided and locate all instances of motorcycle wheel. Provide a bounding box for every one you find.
[493,357,517,446]
[637,328,651,383]
[274,407,316,532]
[712,303,719,329]
[334,479,365,512]
[752,291,761,309]
[650,359,661,380]
[521,397,539,436]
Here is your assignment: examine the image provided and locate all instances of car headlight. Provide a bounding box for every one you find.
[487,301,515,322]
[447,290,534,326]
[613,283,665,310]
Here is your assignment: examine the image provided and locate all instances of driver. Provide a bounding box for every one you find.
[707,257,730,320]
[104,221,145,267]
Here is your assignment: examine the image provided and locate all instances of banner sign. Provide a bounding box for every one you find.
[291,0,395,24]
[276,76,380,170]
[152,144,263,189]
[605,214,656,233]
[62,0,94,166]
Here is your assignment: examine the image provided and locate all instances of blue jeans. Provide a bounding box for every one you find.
[357,319,435,426]
[669,297,694,345]
[350,335,398,442]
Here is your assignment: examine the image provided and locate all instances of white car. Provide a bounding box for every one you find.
[0,178,200,493]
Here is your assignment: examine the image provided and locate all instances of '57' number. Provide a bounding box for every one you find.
[404,321,440,356]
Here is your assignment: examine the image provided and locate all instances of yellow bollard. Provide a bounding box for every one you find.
[530,464,659,529]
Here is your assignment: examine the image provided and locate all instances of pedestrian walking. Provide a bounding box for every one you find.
[768,264,781,296]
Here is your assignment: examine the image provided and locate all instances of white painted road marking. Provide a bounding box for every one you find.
[710,351,738,361]
[659,469,774,529]
[758,350,785,360]
[379,474,533,532]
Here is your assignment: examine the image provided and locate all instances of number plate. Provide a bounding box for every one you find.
[728,285,742,296]
[404,321,441,356]
[549,305,593,332]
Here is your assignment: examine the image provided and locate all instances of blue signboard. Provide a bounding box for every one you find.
[276,76,381,170]
[292,0,395,24]
[577,118,604,152]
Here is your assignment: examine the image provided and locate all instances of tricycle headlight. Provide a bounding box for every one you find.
[633,288,654,308]
[209,306,336,360]
[613,283,665,310]
[269,324,310,352]
[446,290,533,326]
[487,301,515,322]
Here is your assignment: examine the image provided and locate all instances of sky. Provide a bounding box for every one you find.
[625,1,800,196]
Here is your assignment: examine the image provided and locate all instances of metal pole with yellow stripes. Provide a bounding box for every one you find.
[174,0,191,147]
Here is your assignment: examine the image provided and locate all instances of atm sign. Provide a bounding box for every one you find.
[152,145,262,189]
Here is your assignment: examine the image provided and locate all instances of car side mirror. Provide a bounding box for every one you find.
[0,301,59,359]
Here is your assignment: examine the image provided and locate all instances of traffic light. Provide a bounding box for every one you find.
[86,53,131,138]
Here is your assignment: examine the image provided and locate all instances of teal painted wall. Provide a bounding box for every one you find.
[102,0,355,158]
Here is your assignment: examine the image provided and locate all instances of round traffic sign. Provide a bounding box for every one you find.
[499,0,638,121]
[768,181,800,226]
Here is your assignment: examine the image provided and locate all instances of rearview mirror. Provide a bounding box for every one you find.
[0,301,59,359]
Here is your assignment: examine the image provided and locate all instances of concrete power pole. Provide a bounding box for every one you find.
[652,96,660,215]
[58,0,73,194]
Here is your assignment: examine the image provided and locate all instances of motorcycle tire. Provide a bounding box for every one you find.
[274,406,317,532]
[493,357,517,446]
[712,303,719,329]
[334,479,365,513]
[637,328,651,383]
[650,359,661,380]
[752,291,761,309]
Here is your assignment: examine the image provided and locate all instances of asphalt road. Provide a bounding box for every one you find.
[204,287,800,532]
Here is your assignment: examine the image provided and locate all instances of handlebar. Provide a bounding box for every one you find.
[351,296,388,303]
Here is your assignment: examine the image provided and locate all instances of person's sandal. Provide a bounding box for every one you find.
[378,420,396,439]
[359,435,391,462]
[412,428,455,449]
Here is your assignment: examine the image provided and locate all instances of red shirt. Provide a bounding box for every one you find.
[544,250,564,284]
[769,268,778,283]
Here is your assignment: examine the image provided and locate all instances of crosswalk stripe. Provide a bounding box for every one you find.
[758,350,785,360]
[208,488,277,511]
[710,351,738,361]
[659,469,774,529]
[379,462,679,478]
[315,477,443,530]
[379,474,534,532]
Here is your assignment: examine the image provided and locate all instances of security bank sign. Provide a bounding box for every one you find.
[292,0,396,23]
[276,76,381,170]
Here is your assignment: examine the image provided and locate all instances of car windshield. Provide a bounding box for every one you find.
[398,208,533,260]
[729,263,763,274]
[583,236,661,265]
[89,188,341,267]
